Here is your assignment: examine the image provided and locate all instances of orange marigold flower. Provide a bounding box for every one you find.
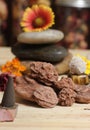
[20,4,55,32]
[1,58,26,76]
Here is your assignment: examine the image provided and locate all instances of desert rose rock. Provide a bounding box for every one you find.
[75,84,90,103]
[14,75,58,108]
[29,61,58,86]
[34,87,58,108]
[58,88,76,106]
[17,29,64,44]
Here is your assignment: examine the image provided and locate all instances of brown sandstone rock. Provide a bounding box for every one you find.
[34,87,58,108]
[14,75,58,108]
[54,52,73,74]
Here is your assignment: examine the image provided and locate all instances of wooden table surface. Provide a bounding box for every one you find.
[0,47,90,130]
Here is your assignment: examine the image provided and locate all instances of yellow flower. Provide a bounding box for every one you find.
[20,4,55,32]
[1,58,26,76]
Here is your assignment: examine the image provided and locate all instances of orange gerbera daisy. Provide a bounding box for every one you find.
[20,4,55,32]
[1,58,26,76]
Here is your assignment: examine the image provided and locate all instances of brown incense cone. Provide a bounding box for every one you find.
[0,76,18,122]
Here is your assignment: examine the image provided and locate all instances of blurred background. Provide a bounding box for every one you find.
[0,0,90,49]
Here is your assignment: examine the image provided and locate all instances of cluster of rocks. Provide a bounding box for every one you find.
[11,29,72,74]
[14,61,90,108]
[11,29,90,108]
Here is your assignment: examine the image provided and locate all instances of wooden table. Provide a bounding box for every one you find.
[0,47,90,130]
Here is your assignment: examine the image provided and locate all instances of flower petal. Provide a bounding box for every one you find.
[20,5,55,32]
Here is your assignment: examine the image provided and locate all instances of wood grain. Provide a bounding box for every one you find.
[0,92,90,130]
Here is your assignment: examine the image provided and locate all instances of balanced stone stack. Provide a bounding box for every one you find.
[12,29,72,74]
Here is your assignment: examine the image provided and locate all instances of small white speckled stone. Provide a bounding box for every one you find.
[69,56,86,74]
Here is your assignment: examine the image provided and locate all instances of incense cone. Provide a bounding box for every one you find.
[0,76,18,122]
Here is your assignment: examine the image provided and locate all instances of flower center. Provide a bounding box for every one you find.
[33,17,45,27]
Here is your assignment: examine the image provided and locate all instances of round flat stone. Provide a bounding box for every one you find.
[17,29,64,44]
[12,44,68,63]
